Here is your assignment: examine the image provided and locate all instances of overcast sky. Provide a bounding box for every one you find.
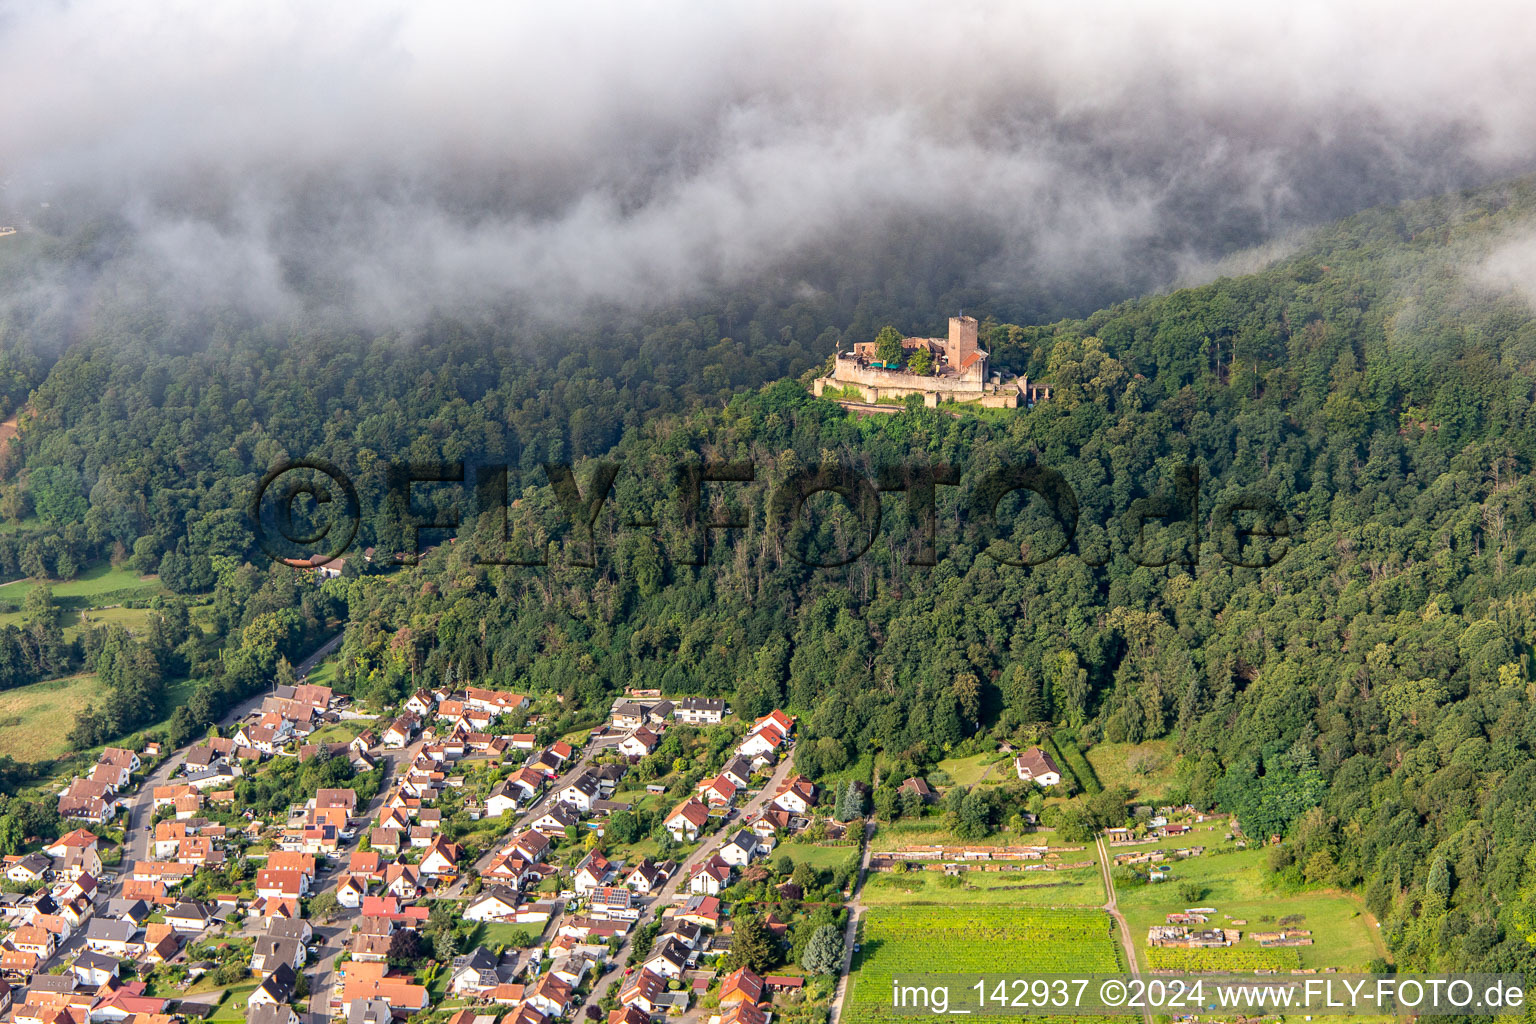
[3,0,1535,329]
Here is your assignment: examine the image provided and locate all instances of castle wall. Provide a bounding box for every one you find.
[825,360,988,395]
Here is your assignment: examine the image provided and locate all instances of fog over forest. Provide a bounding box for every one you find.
[3,0,1536,332]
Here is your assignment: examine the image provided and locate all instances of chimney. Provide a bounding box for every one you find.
[948,315,978,367]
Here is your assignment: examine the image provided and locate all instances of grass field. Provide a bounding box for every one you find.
[1115,847,1387,970]
[0,562,162,602]
[68,603,158,639]
[933,752,996,786]
[0,563,166,630]
[0,673,106,762]
[1084,739,1179,800]
[844,906,1124,1024]
[0,673,198,780]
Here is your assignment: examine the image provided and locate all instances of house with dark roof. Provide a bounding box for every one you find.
[674,697,725,724]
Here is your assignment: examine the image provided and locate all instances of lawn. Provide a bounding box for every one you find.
[306,720,371,745]
[610,786,670,816]
[305,657,339,687]
[859,864,1106,907]
[0,673,106,763]
[1115,847,1387,970]
[1084,739,1180,800]
[207,982,260,1021]
[775,843,860,872]
[472,920,545,949]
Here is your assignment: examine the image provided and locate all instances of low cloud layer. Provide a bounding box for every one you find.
[4,0,1536,332]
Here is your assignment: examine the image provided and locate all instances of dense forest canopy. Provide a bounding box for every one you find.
[5,177,1536,982]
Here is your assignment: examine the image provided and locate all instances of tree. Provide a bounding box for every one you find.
[907,346,933,376]
[835,780,864,822]
[873,326,904,367]
[0,814,22,855]
[801,923,844,975]
[726,914,780,973]
[388,929,424,965]
[309,890,339,922]
[607,810,641,844]
[954,789,993,840]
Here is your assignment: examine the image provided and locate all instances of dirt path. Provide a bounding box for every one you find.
[828,819,876,1024]
[1096,835,1153,1024]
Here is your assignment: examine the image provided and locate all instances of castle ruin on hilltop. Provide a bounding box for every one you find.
[812,315,1050,409]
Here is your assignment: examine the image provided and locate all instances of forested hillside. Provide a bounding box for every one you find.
[6,178,1536,978]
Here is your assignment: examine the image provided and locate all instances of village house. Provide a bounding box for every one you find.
[696,775,737,808]
[556,772,601,813]
[385,863,423,898]
[450,947,518,998]
[689,856,732,895]
[720,966,765,1008]
[464,887,521,923]
[674,697,726,725]
[5,853,50,884]
[420,836,463,876]
[165,899,216,932]
[335,875,368,908]
[899,777,937,803]
[665,798,710,842]
[619,969,668,1015]
[530,803,580,838]
[256,869,310,901]
[573,853,614,894]
[719,756,755,791]
[610,701,648,730]
[1014,747,1063,786]
[624,859,670,894]
[617,726,660,758]
[736,710,793,765]
[772,775,816,814]
[57,778,118,822]
[718,829,769,867]
[252,934,306,977]
[641,937,689,979]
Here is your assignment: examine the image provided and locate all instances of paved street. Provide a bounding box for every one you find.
[566,747,799,1023]
[119,635,343,877]
[304,732,421,1023]
[46,632,809,1024]
[442,746,599,899]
